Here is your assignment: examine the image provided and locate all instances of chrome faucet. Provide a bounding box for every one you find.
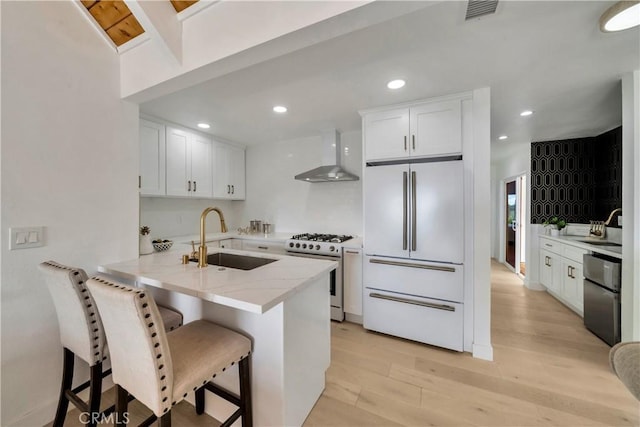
[604,208,622,226]
[198,207,228,268]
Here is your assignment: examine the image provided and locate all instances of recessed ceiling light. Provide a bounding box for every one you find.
[387,79,406,90]
[600,1,640,32]
[273,106,287,113]
[520,110,533,117]
[197,123,210,129]
[499,135,508,140]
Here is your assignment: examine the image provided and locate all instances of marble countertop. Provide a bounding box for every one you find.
[539,234,622,259]
[98,243,337,314]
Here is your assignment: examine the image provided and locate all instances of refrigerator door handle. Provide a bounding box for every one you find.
[411,170,417,252]
[370,292,456,312]
[369,258,456,272]
[403,171,408,250]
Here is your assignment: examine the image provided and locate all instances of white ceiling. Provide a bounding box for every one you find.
[140,1,640,150]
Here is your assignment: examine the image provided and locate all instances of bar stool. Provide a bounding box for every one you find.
[38,261,184,427]
[87,276,253,427]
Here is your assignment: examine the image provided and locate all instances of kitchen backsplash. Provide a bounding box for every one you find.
[530,126,622,225]
[239,131,363,235]
[140,197,239,238]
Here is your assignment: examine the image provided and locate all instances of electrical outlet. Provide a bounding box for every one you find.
[10,226,45,250]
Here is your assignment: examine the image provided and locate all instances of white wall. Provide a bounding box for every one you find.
[621,70,640,342]
[1,2,139,425]
[239,131,363,235]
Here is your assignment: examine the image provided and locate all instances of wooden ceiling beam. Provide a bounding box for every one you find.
[170,1,199,13]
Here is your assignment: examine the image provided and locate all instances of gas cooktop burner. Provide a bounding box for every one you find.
[290,233,353,243]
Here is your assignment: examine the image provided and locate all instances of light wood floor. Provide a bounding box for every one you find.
[57,260,639,426]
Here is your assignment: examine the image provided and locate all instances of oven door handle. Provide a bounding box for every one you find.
[369,292,455,312]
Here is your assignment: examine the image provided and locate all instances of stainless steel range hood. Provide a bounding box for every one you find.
[295,130,359,182]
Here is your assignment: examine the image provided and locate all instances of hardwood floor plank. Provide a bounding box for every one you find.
[356,390,474,427]
[305,395,401,426]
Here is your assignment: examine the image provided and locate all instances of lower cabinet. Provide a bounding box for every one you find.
[363,289,464,351]
[241,240,286,255]
[219,239,242,250]
[539,237,587,316]
[343,248,363,320]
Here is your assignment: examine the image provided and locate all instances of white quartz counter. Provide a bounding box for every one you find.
[98,244,337,314]
[172,231,292,245]
[539,234,622,259]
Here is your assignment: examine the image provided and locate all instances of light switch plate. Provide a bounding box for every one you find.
[618,216,623,227]
[9,226,45,250]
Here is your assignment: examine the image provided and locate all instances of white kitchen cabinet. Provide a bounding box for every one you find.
[343,248,363,318]
[166,127,213,198]
[539,237,588,316]
[241,240,286,255]
[539,249,561,294]
[213,141,245,200]
[219,239,243,250]
[363,99,462,162]
[139,119,166,196]
[561,259,584,314]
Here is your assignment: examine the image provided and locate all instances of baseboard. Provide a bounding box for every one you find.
[344,313,363,324]
[525,280,546,291]
[472,342,494,361]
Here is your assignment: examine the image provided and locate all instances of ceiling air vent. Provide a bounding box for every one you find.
[465,0,499,20]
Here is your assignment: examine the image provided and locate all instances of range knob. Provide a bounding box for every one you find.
[296,243,300,248]
[289,242,294,248]
[329,246,335,252]
[315,244,321,250]
[302,243,307,249]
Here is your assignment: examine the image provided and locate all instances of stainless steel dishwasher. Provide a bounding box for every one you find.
[583,254,621,346]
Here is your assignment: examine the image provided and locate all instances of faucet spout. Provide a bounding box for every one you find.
[198,207,228,268]
[604,208,622,226]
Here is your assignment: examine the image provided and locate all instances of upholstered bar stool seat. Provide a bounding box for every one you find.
[87,277,253,427]
[38,261,184,427]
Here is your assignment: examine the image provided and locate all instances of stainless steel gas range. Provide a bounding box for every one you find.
[285,233,354,321]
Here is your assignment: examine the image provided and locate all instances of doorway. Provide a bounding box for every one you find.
[504,175,527,277]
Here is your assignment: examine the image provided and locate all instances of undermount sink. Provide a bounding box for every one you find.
[578,240,622,247]
[194,253,278,270]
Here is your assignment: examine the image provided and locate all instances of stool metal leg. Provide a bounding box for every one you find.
[159,412,172,427]
[239,357,252,427]
[195,387,205,415]
[115,385,129,427]
[53,348,75,427]
[87,362,103,427]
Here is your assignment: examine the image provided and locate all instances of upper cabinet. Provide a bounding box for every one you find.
[139,118,246,200]
[139,119,166,196]
[213,141,246,200]
[363,99,462,162]
[166,126,213,198]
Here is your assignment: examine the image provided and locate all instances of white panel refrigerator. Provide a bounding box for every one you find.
[363,159,465,351]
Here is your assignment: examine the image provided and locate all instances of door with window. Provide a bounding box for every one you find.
[504,175,527,276]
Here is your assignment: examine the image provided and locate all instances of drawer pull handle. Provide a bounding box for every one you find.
[545,243,552,247]
[369,258,455,272]
[258,246,268,250]
[345,250,360,254]
[370,292,455,312]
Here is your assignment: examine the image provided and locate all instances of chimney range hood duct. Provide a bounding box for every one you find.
[295,129,359,182]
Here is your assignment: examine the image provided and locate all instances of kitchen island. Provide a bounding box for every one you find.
[99,244,337,427]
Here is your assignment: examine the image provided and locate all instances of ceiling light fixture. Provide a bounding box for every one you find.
[273,106,287,113]
[600,1,640,32]
[520,110,533,117]
[499,135,508,140]
[387,79,406,89]
[197,123,210,129]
